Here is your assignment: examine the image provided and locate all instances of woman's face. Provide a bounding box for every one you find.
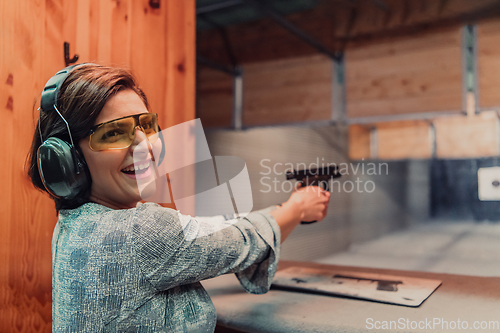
[79,89,155,209]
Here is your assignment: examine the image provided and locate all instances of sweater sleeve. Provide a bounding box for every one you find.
[132,203,280,294]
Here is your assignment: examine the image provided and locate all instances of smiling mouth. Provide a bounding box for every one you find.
[121,161,150,175]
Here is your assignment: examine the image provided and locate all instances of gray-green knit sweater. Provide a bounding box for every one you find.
[52,202,280,332]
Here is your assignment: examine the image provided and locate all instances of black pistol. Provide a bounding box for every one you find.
[286,166,341,224]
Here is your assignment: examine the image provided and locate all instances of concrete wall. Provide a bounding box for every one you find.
[205,125,430,261]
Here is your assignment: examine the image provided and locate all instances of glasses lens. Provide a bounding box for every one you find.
[90,117,135,151]
[89,113,159,151]
[139,113,159,143]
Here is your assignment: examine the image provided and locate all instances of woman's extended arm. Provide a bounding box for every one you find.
[130,186,330,292]
[270,185,331,243]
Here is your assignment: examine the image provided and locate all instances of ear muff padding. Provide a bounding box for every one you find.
[37,137,90,199]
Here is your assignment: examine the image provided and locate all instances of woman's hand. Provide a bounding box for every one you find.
[270,186,331,243]
[285,185,331,222]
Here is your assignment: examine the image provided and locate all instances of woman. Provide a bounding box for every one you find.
[27,64,330,332]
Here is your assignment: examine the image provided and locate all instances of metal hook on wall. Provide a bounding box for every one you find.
[149,0,160,9]
[64,42,79,67]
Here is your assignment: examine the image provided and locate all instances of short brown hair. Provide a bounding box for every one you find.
[27,64,149,211]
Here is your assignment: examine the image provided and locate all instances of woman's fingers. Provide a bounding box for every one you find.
[290,185,331,222]
[321,198,329,220]
[317,188,330,221]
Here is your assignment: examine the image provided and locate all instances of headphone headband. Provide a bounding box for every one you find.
[40,64,82,114]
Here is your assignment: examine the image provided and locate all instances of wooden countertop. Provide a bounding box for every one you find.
[202,261,500,333]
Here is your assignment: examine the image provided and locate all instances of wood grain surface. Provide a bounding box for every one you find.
[346,26,463,118]
[477,19,500,110]
[197,68,234,128]
[242,55,333,126]
[434,112,499,158]
[348,125,372,160]
[377,120,433,159]
[0,0,195,331]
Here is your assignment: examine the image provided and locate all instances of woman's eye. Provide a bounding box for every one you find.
[101,130,124,141]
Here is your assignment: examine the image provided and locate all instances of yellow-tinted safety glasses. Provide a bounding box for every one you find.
[88,113,159,151]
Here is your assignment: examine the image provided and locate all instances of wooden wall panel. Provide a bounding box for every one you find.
[0,0,195,331]
[1,1,55,331]
[243,55,332,126]
[0,0,16,330]
[377,121,433,159]
[128,0,168,129]
[434,112,499,158]
[477,19,500,110]
[128,0,195,129]
[350,115,499,161]
[349,125,371,160]
[163,0,196,128]
[110,0,132,67]
[197,68,234,128]
[346,27,463,118]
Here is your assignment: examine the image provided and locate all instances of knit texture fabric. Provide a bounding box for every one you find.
[52,202,280,332]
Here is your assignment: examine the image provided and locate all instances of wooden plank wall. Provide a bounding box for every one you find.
[346,27,463,118]
[197,54,333,127]
[197,19,500,161]
[0,0,195,331]
[349,121,433,160]
[348,125,371,160]
[349,113,500,160]
[377,121,433,159]
[243,55,332,126]
[349,20,500,160]
[434,112,499,158]
[197,68,234,128]
[478,19,500,110]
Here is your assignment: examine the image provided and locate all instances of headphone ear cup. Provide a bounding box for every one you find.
[73,146,89,175]
[37,137,90,199]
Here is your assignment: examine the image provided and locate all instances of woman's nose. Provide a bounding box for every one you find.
[129,126,149,156]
